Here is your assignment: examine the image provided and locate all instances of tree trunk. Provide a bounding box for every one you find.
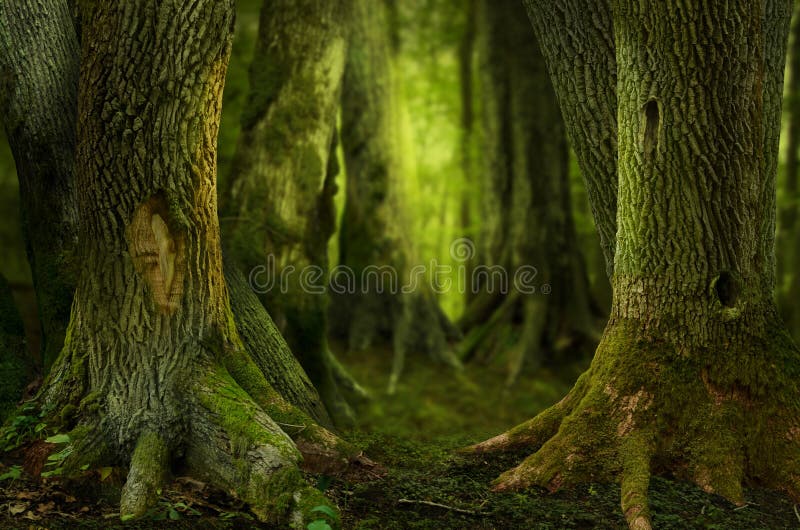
[0,273,30,420]
[0,0,78,372]
[457,0,598,384]
[224,0,367,427]
[35,1,340,523]
[780,3,800,336]
[334,0,462,392]
[458,0,478,304]
[468,2,799,529]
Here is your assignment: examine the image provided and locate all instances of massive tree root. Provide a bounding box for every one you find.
[38,322,373,524]
[463,317,800,529]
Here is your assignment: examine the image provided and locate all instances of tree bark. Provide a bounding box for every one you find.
[468,2,799,529]
[458,0,598,383]
[522,0,618,277]
[0,0,78,372]
[334,0,462,392]
[223,0,366,427]
[35,1,340,523]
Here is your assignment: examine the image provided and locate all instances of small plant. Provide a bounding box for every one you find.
[1,403,48,452]
[40,433,72,478]
[0,465,22,483]
[307,504,338,530]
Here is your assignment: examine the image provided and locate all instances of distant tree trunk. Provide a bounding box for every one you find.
[469,2,798,529]
[459,0,478,302]
[0,0,78,372]
[224,0,367,426]
[457,0,598,385]
[335,0,461,392]
[0,273,30,419]
[780,3,800,335]
[33,1,351,523]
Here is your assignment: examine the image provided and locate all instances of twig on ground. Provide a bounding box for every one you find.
[397,498,482,515]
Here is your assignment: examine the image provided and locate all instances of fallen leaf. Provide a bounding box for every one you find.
[36,501,55,513]
[15,492,38,500]
[8,502,28,515]
[22,509,41,520]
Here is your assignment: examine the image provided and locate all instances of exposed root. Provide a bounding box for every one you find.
[460,370,590,455]
[619,432,654,530]
[184,365,332,525]
[120,431,168,519]
[468,318,800,529]
[328,348,371,402]
[219,338,376,477]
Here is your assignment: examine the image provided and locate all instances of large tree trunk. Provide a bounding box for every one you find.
[468,2,799,529]
[224,0,366,427]
[334,0,461,393]
[0,0,78,372]
[35,2,342,523]
[457,0,598,384]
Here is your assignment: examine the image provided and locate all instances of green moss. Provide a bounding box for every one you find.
[198,364,298,462]
[248,466,338,528]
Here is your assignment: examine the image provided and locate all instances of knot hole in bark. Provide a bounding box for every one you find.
[127,192,185,314]
[641,99,661,159]
[712,271,739,308]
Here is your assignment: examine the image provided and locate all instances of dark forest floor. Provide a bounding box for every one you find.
[0,347,798,529]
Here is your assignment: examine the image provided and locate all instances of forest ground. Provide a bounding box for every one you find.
[0,346,798,529]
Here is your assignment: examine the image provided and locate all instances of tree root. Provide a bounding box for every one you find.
[120,431,168,519]
[465,319,800,529]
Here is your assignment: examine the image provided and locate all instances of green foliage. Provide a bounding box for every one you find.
[1,403,49,452]
[0,464,21,482]
[307,504,338,530]
[40,432,72,478]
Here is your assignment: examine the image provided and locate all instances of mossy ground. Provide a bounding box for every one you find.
[0,345,798,529]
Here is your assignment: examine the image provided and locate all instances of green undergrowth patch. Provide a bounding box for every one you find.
[329,346,800,529]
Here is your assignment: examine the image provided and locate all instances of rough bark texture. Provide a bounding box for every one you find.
[0,0,78,371]
[522,0,618,277]
[469,2,799,529]
[0,273,30,420]
[334,0,461,392]
[779,3,800,335]
[36,1,336,523]
[224,0,366,426]
[457,0,598,383]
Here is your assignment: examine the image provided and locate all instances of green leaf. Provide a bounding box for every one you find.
[45,434,71,444]
[307,520,333,530]
[310,505,338,521]
[41,467,63,477]
[0,466,22,481]
[168,508,181,520]
[120,514,135,522]
[34,423,46,433]
[99,467,113,481]
[80,464,90,471]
